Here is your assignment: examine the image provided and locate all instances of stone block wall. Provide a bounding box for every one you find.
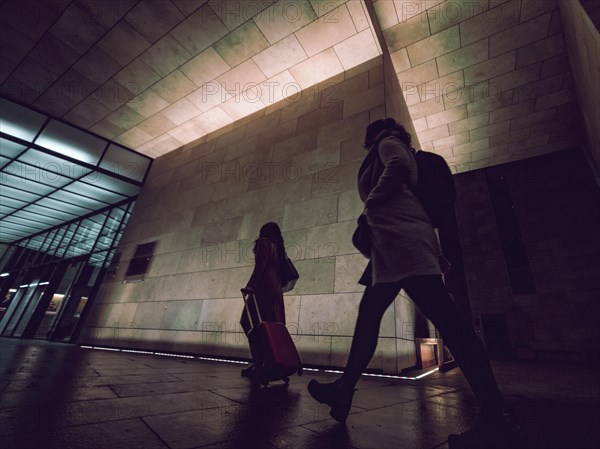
[81,57,427,373]
[454,148,600,362]
[558,0,600,177]
[375,0,582,173]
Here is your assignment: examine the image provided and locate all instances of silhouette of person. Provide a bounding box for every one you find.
[307,118,521,448]
[240,222,286,378]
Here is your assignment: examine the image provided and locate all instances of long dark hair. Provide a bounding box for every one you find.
[364,118,411,149]
[255,222,286,258]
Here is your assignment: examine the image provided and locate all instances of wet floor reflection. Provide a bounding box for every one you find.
[1,339,599,449]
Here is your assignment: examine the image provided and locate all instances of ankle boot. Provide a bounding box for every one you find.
[307,378,355,424]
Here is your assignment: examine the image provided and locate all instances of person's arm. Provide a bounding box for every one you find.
[245,238,271,292]
[365,137,411,209]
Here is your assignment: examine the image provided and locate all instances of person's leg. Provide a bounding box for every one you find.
[402,276,524,447]
[339,281,403,389]
[402,275,502,407]
[307,281,401,423]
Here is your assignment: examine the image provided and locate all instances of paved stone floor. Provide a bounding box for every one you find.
[0,338,598,449]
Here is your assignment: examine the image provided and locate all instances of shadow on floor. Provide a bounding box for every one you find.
[0,338,598,449]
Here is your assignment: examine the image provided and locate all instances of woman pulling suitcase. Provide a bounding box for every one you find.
[240,222,301,384]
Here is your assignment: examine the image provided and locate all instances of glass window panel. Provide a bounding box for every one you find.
[42,232,56,253]
[54,246,67,258]
[68,244,87,257]
[99,144,151,182]
[35,197,92,216]
[22,204,79,222]
[0,185,41,202]
[0,98,47,142]
[106,250,118,266]
[123,202,135,217]
[111,232,123,249]
[80,222,102,239]
[27,237,45,252]
[105,215,125,235]
[3,161,75,188]
[48,190,107,210]
[55,224,78,258]
[100,233,117,247]
[80,238,96,253]
[100,223,119,238]
[35,119,106,165]
[87,213,108,227]
[17,240,31,249]
[0,205,17,216]
[54,227,70,248]
[48,232,66,253]
[79,172,140,197]
[39,232,55,252]
[95,236,113,251]
[47,235,63,254]
[17,149,92,178]
[73,218,102,242]
[102,212,121,228]
[55,245,71,259]
[90,250,110,267]
[0,196,27,209]
[60,223,78,246]
[1,155,12,169]
[64,180,127,204]
[1,169,69,194]
[70,239,94,256]
[110,206,127,222]
[11,210,64,228]
[2,216,45,231]
[72,226,94,243]
[103,233,117,247]
[0,138,28,159]
[0,228,24,239]
[1,174,55,196]
[82,214,106,230]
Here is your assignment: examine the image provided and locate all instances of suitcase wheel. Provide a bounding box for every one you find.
[283,376,290,384]
[297,367,303,376]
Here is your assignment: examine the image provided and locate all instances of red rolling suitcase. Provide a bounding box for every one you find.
[242,291,302,386]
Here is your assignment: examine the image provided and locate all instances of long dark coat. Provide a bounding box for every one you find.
[240,237,285,335]
[358,130,442,286]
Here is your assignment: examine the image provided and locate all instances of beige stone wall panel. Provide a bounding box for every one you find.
[90,36,597,371]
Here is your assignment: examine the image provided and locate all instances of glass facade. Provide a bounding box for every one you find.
[0,97,152,343]
[0,200,136,342]
[0,97,151,242]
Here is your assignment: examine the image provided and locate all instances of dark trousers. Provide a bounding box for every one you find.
[341,275,502,407]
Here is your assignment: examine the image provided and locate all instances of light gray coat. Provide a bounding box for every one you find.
[358,131,442,286]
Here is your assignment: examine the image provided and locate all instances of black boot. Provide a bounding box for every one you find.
[448,406,525,449]
[307,378,355,424]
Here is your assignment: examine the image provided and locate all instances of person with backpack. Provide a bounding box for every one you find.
[307,118,522,448]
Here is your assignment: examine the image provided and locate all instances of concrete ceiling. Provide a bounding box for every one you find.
[0,0,584,170]
[1,0,381,158]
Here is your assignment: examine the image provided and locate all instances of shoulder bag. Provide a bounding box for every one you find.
[280,255,299,292]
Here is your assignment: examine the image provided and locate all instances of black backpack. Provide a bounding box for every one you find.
[411,149,456,228]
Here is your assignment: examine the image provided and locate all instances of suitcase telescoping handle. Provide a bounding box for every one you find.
[242,290,262,331]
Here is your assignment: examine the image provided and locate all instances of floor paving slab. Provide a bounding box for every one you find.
[0,338,598,449]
